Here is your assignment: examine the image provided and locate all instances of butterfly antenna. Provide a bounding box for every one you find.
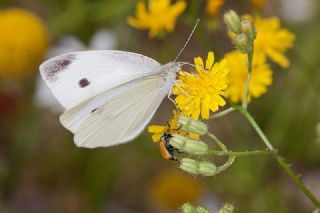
[174,19,200,63]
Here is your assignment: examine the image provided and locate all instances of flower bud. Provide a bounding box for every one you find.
[198,161,217,176]
[180,203,195,213]
[178,116,208,135]
[180,158,217,176]
[223,10,241,34]
[170,134,187,149]
[180,158,198,175]
[181,203,210,213]
[184,139,208,155]
[241,19,256,40]
[218,203,234,213]
[234,33,251,54]
[170,134,208,155]
[195,206,211,213]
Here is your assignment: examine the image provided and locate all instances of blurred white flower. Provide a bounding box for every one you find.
[280,0,315,23]
[197,191,220,212]
[34,29,117,112]
[89,29,117,50]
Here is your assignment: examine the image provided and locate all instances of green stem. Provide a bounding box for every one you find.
[207,133,235,174]
[208,149,275,157]
[233,105,273,149]
[233,105,320,208]
[275,155,320,208]
[242,49,253,109]
[207,133,228,151]
[209,107,235,119]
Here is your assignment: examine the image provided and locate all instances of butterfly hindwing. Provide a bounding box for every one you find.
[60,76,168,148]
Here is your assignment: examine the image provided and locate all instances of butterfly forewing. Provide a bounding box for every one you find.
[39,50,161,109]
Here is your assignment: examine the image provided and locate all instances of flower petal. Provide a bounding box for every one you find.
[206,51,215,70]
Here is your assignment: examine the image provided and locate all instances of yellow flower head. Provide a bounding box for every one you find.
[0,8,49,80]
[206,0,224,17]
[174,52,229,120]
[225,51,272,103]
[148,110,199,142]
[127,0,186,38]
[254,16,295,68]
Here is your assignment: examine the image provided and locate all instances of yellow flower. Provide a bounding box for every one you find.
[148,110,199,142]
[225,51,272,103]
[174,52,229,120]
[206,0,224,17]
[150,169,202,210]
[127,0,186,38]
[0,8,49,80]
[254,16,295,68]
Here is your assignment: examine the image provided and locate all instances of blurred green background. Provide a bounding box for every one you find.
[0,0,320,212]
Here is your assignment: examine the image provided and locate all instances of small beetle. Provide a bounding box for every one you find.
[159,132,177,160]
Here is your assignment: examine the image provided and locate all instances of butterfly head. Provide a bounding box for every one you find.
[162,62,181,75]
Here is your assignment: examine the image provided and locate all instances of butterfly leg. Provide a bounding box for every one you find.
[167,89,180,116]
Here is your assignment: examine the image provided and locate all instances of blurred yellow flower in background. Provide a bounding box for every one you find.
[254,16,295,68]
[148,110,199,142]
[225,51,272,103]
[127,0,186,38]
[206,0,224,17]
[0,8,49,80]
[174,52,229,119]
[150,169,202,210]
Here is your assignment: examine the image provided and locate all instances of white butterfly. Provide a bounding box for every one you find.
[39,20,199,149]
[39,50,182,148]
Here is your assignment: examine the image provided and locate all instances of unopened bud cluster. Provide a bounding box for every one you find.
[178,116,208,135]
[174,116,233,177]
[224,10,256,54]
[180,158,217,176]
[181,203,211,213]
[170,134,208,155]
[218,203,234,213]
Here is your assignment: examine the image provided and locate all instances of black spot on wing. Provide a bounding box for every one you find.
[43,54,76,82]
[79,78,90,88]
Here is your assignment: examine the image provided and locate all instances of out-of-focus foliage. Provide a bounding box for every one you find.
[0,0,320,212]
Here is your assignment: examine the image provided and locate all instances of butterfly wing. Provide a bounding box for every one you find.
[60,75,170,148]
[39,50,161,109]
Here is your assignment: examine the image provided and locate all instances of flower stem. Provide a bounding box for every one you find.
[233,105,273,149]
[207,133,235,174]
[208,149,275,157]
[207,133,228,151]
[242,49,253,109]
[209,107,235,119]
[233,105,320,208]
[275,155,320,208]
